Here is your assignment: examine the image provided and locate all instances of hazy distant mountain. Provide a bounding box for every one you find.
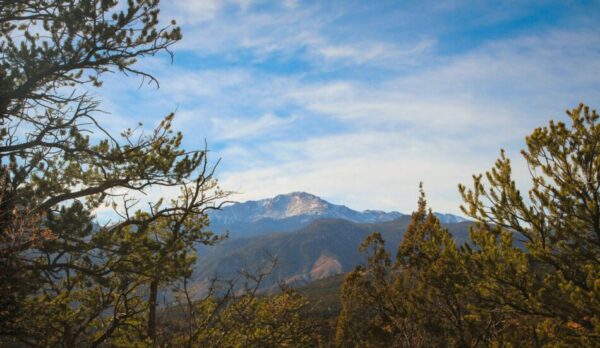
[191,217,472,295]
[433,212,468,224]
[208,192,466,238]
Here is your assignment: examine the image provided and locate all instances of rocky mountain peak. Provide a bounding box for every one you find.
[208,192,466,238]
[263,192,329,218]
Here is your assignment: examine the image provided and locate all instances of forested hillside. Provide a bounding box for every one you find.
[192,217,471,294]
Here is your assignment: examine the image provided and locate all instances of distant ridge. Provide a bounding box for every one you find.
[193,217,472,295]
[208,192,467,238]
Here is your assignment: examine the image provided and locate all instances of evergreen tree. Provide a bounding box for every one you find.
[336,186,489,347]
[157,262,315,348]
[337,104,600,347]
[459,103,600,346]
[0,1,228,345]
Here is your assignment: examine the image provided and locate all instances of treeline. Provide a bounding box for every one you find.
[0,1,599,347]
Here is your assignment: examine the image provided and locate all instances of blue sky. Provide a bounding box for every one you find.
[96,0,600,215]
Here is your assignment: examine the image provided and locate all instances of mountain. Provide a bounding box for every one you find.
[208,192,466,238]
[191,217,472,296]
[434,212,468,224]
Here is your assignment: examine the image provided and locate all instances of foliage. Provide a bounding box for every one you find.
[296,274,345,346]
[3,1,599,346]
[336,104,600,347]
[0,1,318,346]
[157,263,315,348]
[336,186,491,347]
[0,1,230,346]
[459,103,600,346]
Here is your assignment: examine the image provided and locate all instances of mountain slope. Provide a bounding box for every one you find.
[192,217,471,294]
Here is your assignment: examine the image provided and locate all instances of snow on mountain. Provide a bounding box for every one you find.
[210,192,401,224]
[208,192,466,238]
[434,213,469,224]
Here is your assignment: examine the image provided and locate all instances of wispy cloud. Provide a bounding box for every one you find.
[317,38,436,65]
[210,113,297,141]
[92,0,600,217]
[165,1,435,69]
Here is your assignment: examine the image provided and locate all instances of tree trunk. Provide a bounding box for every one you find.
[148,279,158,343]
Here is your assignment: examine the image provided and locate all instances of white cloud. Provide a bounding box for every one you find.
[91,2,600,217]
[205,30,600,213]
[165,0,254,25]
[165,1,434,68]
[282,0,298,9]
[209,113,297,141]
[216,130,496,214]
[317,39,435,65]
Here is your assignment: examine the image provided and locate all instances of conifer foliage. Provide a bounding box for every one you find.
[2,1,599,346]
[336,186,487,347]
[0,1,222,346]
[337,105,600,347]
[0,1,315,346]
[459,104,600,346]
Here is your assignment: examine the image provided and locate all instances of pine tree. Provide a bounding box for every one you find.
[156,261,315,348]
[0,1,229,345]
[336,186,488,347]
[459,103,600,346]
